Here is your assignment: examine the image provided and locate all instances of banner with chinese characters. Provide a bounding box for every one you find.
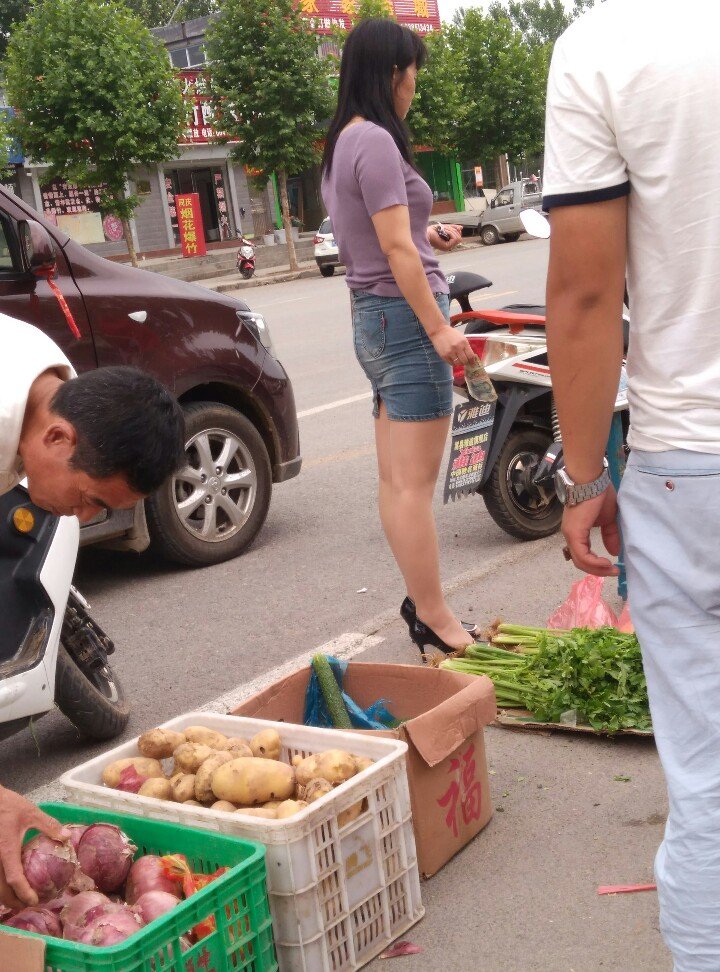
[178,71,233,144]
[175,193,206,258]
[443,400,496,503]
[298,0,440,34]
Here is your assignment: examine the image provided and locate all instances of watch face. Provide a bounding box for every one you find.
[554,471,567,505]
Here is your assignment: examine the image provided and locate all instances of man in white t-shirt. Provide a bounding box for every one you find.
[543,1,720,966]
[0,313,186,909]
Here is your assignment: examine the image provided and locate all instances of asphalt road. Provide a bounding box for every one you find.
[3,236,672,971]
[3,234,553,790]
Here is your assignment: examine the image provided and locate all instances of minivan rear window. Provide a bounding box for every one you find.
[319,218,332,235]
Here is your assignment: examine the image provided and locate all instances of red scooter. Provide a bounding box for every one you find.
[236,237,256,279]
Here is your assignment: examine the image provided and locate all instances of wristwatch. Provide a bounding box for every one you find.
[554,458,611,507]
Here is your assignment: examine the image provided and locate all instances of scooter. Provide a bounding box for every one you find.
[445,214,629,540]
[236,237,256,280]
[0,485,129,743]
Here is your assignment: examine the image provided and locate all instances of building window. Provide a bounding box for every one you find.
[169,44,205,69]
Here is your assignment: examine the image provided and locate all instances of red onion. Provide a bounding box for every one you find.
[5,907,62,937]
[60,891,134,942]
[60,891,114,941]
[132,890,180,924]
[125,856,179,905]
[77,909,143,947]
[45,888,80,916]
[21,835,79,902]
[64,824,90,852]
[76,824,136,894]
[115,766,148,794]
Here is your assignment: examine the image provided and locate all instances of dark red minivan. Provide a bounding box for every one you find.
[0,187,301,567]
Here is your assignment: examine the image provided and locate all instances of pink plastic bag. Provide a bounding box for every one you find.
[547,575,619,629]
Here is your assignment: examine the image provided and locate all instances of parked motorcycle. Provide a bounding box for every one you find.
[236,237,256,280]
[0,485,129,743]
[446,253,629,540]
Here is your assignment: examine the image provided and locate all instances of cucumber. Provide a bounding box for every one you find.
[312,655,352,729]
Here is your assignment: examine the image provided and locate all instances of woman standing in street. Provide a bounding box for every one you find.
[321,18,476,656]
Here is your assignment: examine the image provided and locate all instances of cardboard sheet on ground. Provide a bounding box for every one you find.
[495,707,653,737]
[0,930,45,970]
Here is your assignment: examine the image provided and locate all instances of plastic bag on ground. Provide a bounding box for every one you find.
[303,655,400,730]
[547,575,619,629]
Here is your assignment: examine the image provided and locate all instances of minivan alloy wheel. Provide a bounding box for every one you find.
[146,401,272,566]
[175,427,257,543]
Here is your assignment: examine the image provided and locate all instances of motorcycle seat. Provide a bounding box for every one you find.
[447,271,493,312]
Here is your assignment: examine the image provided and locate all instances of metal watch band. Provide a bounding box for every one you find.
[568,467,611,506]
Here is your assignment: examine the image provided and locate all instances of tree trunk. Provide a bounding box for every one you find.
[120,215,138,268]
[277,169,299,272]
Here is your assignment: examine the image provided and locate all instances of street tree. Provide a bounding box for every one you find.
[452,8,548,164]
[5,0,186,266]
[206,0,333,271]
[408,26,465,156]
[487,0,599,47]
[121,0,218,29]
[0,0,29,56]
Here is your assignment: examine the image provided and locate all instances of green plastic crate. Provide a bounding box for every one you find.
[6,802,278,972]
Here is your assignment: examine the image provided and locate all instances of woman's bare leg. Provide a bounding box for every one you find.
[375,402,470,649]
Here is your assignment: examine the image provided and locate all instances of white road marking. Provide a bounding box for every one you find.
[297,391,372,419]
[27,632,384,805]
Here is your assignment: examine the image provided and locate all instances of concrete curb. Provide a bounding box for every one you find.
[196,237,489,294]
[210,266,320,293]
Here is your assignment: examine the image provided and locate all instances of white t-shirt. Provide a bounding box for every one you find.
[543,0,720,453]
[0,314,74,495]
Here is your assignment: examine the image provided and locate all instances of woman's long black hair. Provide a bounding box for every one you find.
[322,18,427,175]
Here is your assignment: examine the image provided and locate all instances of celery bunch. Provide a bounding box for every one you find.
[441,624,651,732]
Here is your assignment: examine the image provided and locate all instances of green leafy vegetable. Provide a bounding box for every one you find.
[441,625,652,733]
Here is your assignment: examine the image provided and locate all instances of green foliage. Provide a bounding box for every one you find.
[206,0,332,183]
[349,0,394,22]
[450,8,549,161]
[408,27,464,155]
[0,111,14,178]
[488,0,599,47]
[5,0,186,222]
[121,0,218,29]
[0,0,30,56]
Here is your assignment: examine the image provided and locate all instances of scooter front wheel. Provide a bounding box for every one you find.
[482,427,563,540]
[55,644,130,741]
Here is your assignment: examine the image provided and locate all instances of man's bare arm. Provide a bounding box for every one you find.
[546,196,628,574]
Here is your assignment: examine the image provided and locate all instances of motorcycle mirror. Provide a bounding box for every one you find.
[519,209,550,239]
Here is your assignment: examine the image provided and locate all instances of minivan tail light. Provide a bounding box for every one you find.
[313,235,323,245]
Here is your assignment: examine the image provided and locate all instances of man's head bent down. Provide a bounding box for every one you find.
[19,366,186,522]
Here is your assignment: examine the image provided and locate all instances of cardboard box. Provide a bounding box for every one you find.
[0,930,44,971]
[233,662,497,878]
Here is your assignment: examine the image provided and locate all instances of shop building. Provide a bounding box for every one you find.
[5,2,462,258]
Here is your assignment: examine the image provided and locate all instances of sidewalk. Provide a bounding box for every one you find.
[189,237,488,294]
[353,536,669,972]
[193,259,321,294]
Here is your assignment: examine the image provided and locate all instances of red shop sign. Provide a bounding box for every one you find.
[175,193,206,258]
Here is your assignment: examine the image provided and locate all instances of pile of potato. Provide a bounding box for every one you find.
[101,725,373,824]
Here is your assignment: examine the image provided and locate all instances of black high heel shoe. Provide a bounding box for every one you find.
[407,617,465,657]
[400,596,478,638]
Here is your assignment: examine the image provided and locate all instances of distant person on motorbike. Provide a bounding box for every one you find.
[321,18,474,657]
[0,312,185,908]
[544,1,720,967]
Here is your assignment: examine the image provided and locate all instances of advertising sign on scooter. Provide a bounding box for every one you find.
[443,400,496,503]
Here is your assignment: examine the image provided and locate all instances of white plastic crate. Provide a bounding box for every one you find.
[60,712,423,972]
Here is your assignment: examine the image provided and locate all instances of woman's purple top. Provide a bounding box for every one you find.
[321,121,448,297]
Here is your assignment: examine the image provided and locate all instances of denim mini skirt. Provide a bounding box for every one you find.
[350,290,453,421]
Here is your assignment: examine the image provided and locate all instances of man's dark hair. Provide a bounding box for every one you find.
[322,18,427,176]
[51,366,186,495]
